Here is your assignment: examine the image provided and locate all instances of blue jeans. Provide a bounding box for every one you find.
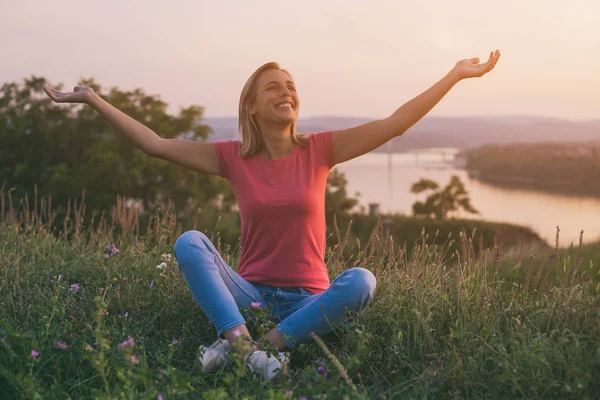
[173,230,377,349]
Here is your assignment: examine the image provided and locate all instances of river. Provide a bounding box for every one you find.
[335,150,600,245]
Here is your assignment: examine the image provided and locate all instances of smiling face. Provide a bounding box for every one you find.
[250,68,300,128]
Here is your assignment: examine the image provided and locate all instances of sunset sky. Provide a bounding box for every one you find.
[2,0,599,120]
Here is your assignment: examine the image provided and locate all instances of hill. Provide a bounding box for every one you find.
[202,115,600,152]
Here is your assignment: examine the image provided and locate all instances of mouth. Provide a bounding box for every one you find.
[274,101,295,110]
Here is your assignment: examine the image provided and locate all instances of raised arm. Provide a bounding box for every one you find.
[43,86,221,176]
[331,49,501,165]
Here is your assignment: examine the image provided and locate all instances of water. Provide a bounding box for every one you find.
[335,150,600,245]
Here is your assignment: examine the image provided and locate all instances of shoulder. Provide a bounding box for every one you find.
[212,140,242,178]
[303,131,334,168]
[213,140,241,154]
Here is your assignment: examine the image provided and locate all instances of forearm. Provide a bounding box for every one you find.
[389,70,461,136]
[88,92,161,155]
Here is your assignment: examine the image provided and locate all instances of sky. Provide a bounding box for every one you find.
[2,0,599,120]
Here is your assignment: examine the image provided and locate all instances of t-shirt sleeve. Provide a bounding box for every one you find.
[308,131,335,169]
[212,140,239,180]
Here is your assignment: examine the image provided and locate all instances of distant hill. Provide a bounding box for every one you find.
[202,115,600,152]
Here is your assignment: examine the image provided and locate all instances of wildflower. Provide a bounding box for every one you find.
[157,395,164,400]
[1,338,9,347]
[57,341,69,350]
[110,263,116,267]
[50,279,54,285]
[93,341,98,346]
[299,397,307,400]
[117,337,135,350]
[172,338,180,344]
[30,350,39,358]
[251,302,261,308]
[125,311,129,318]
[70,283,80,293]
[58,274,62,281]
[149,280,154,289]
[354,328,360,334]
[284,391,293,398]
[161,253,171,262]
[103,243,120,259]
[156,262,167,270]
[129,354,140,364]
[317,358,328,379]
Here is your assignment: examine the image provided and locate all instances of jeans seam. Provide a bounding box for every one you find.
[191,241,260,303]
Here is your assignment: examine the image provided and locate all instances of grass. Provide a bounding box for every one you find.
[1,190,599,399]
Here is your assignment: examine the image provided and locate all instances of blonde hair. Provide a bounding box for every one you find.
[238,62,307,158]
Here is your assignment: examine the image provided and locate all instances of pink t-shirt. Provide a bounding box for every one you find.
[213,131,334,293]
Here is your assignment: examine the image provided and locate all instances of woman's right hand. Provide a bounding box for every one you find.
[43,85,95,104]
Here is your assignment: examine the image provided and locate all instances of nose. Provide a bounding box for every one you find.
[280,86,293,97]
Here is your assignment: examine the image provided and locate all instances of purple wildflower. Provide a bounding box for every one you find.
[103,243,120,259]
[30,350,39,358]
[57,341,68,350]
[125,311,128,318]
[117,337,135,350]
[354,328,360,333]
[70,283,80,293]
[172,338,180,344]
[1,338,9,347]
[299,397,307,400]
[157,395,164,400]
[129,354,140,364]
[251,302,261,308]
[50,279,54,285]
[149,280,154,289]
[317,358,328,378]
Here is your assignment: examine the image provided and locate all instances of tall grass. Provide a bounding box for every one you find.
[1,187,599,399]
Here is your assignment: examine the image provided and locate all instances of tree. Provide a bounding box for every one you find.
[0,76,233,232]
[410,175,478,220]
[325,168,360,224]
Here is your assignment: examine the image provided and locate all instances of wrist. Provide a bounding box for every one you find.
[87,91,102,107]
[447,68,463,84]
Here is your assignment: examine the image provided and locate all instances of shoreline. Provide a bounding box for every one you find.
[467,170,600,197]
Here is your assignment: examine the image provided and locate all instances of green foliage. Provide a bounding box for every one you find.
[0,76,234,238]
[465,142,600,195]
[410,175,479,220]
[325,168,360,225]
[1,190,599,399]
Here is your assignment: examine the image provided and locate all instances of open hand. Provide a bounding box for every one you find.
[43,85,95,104]
[452,49,501,80]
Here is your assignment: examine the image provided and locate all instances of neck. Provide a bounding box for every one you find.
[258,121,295,160]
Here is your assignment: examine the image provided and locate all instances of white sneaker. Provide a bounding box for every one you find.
[198,339,232,373]
[244,350,289,381]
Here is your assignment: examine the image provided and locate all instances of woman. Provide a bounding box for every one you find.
[44,49,500,381]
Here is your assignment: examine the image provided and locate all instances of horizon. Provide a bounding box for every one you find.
[202,114,600,123]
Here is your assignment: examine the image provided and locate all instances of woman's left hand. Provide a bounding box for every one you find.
[451,49,501,81]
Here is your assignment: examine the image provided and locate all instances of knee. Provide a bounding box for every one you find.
[174,230,211,258]
[344,267,377,306]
